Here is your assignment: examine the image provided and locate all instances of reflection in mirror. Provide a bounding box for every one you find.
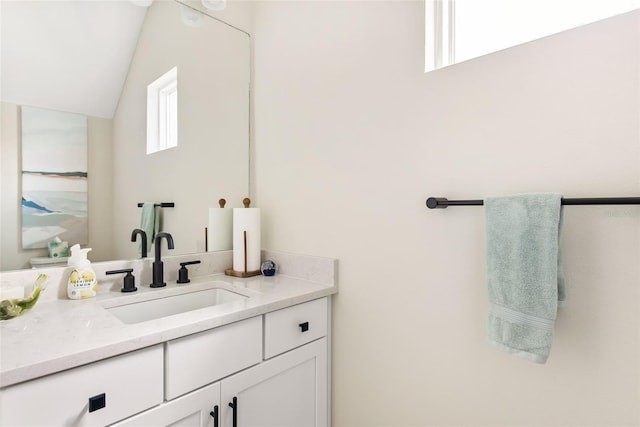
[146,66,179,154]
[0,0,250,271]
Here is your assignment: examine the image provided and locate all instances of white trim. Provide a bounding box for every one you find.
[424,0,437,72]
[146,66,178,154]
[426,0,640,73]
[424,0,455,72]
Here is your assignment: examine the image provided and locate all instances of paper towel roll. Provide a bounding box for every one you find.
[207,208,233,251]
[232,207,261,272]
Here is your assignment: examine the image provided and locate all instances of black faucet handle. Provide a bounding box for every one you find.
[177,260,201,284]
[106,268,137,293]
[180,260,201,267]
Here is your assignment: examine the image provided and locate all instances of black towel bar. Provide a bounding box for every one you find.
[426,197,640,209]
[137,202,175,208]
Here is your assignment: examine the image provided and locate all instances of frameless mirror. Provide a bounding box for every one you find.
[0,0,250,271]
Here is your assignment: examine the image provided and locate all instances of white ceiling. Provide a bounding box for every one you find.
[1,1,148,119]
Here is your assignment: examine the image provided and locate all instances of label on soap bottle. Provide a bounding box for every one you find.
[67,268,98,299]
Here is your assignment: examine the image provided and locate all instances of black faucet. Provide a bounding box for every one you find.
[151,232,174,288]
[131,229,148,258]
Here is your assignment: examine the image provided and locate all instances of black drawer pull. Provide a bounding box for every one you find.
[88,393,106,413]
[299,321,309,332]
[209,404,219,427]
[229,397,238,427]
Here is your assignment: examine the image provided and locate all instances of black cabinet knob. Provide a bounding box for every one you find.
[299,322,309,332]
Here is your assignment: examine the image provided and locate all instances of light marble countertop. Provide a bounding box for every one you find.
[0,250,337,388]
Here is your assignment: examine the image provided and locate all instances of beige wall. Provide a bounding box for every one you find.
[112,0,250,260]
[252,3,639,426]
[0,102,113,271]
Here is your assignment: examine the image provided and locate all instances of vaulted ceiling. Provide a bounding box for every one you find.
[1,1,148,119]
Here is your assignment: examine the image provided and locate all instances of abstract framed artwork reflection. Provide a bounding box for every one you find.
[21,106,88,249]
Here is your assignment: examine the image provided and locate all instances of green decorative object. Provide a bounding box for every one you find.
[0,274,48,320]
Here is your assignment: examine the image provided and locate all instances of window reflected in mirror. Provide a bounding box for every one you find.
[147,66,178,154]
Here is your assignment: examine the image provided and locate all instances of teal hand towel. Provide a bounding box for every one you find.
[140,202,160,254]
[485,193,565,363]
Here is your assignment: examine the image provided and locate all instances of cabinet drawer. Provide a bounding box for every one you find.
[0,345,163,427]
[264,297,328,359]
[165,316,262,400]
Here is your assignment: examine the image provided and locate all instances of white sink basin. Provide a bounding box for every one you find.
[107,288,247,324]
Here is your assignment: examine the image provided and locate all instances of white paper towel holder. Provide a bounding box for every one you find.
[225,198,261,278]
[205,198,228,252]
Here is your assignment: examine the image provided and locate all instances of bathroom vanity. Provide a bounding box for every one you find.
[0,251,337,426]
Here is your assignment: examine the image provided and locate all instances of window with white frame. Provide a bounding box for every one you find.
[425,0,640,72]
[147,66,178,154]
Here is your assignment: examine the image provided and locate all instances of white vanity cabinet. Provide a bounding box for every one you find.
[114,297,330,427]
[0,345,164,427]
[115,339,326,427]
[0,297,330,427]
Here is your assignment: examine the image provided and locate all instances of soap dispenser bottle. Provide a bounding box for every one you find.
[67,244,98,299]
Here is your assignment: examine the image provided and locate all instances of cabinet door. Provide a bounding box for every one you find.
[112,382,221,427]
[221,338,327,427]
